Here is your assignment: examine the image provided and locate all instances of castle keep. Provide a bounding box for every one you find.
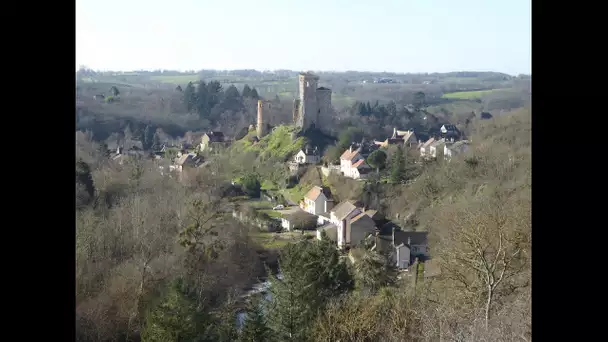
[255,71,333,139]
[293,72,332,131]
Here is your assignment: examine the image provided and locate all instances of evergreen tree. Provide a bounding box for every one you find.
[223,85,243,112]
[183,82,197,113]
[143,124,154,150]
[141,278,215,342]
[266,240,353,340]
[367,149,387,174]
[357,102,367,116]
[265,271,308,341]
[206,80,223,109]
[241,173,261,198]
[390,145,406,184]
[352,249,398,293]
[196,81,210,118]
[250,88,259,99]
[242,84,252,98]
[386,101,397,116]
[365,101,372,115]
[414,91,426,109]
[76,158,95,199]
[239,298,272,342]
[175,85,183,92]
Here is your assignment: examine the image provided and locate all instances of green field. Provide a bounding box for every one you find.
[441,89,507,100]
[250,231,315,249]
[150,74,201,84]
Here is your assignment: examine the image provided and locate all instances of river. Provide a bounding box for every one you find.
[236,273,282,329]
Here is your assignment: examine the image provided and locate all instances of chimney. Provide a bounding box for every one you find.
[393,127,397,137]
[392,226,396,246]
[408,236,411,246]
[349,145,353,153]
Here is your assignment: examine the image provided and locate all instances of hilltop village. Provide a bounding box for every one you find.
[103,72,476,273]
[77,67,531,341]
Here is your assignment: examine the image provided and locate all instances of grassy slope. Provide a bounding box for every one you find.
[235,125,307,161]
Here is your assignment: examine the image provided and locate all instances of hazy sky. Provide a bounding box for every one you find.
[76,0,531,75]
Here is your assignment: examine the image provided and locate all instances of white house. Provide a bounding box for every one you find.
[281,210,317,231]
[444,140,470,161]
[429,139,446,159]
[340,146,372,179]
[327,201,376,249]
[340,146,364,174]
[301,186,334,216]
[419,138,435,158]
[349,160,372,179]
[293,147,320,165]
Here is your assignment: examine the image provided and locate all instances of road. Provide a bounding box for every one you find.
[276,206,302,216]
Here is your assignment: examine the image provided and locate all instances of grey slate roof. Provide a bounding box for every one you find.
[317,223,337,232]
[331,200,363,220]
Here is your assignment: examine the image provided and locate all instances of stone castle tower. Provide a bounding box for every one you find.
[294,72,332,131]
[257,100,271,138]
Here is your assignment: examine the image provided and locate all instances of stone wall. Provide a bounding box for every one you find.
[316,88,332,127]
[298,73,319,130]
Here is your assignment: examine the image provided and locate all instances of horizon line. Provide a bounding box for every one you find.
[76,67,530,77]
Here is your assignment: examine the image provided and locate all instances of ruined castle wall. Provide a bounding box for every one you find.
[257,100,267,138]
[315,88,332,128]
[299,74,319,130]
[293,99,302,127]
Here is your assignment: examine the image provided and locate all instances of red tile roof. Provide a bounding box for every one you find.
[352,159,366,168]
[340,147,361,161]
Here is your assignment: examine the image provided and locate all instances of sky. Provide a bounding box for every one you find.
[76,0,531,75]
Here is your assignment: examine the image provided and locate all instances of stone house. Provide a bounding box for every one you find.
[300,186,334,216]
[317,200,376,249]
[293,146,320,165]
[171,153,200,172]
[199,131,225,152]
[372,226,429,269]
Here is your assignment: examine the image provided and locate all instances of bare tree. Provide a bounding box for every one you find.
[437,195,529,329]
